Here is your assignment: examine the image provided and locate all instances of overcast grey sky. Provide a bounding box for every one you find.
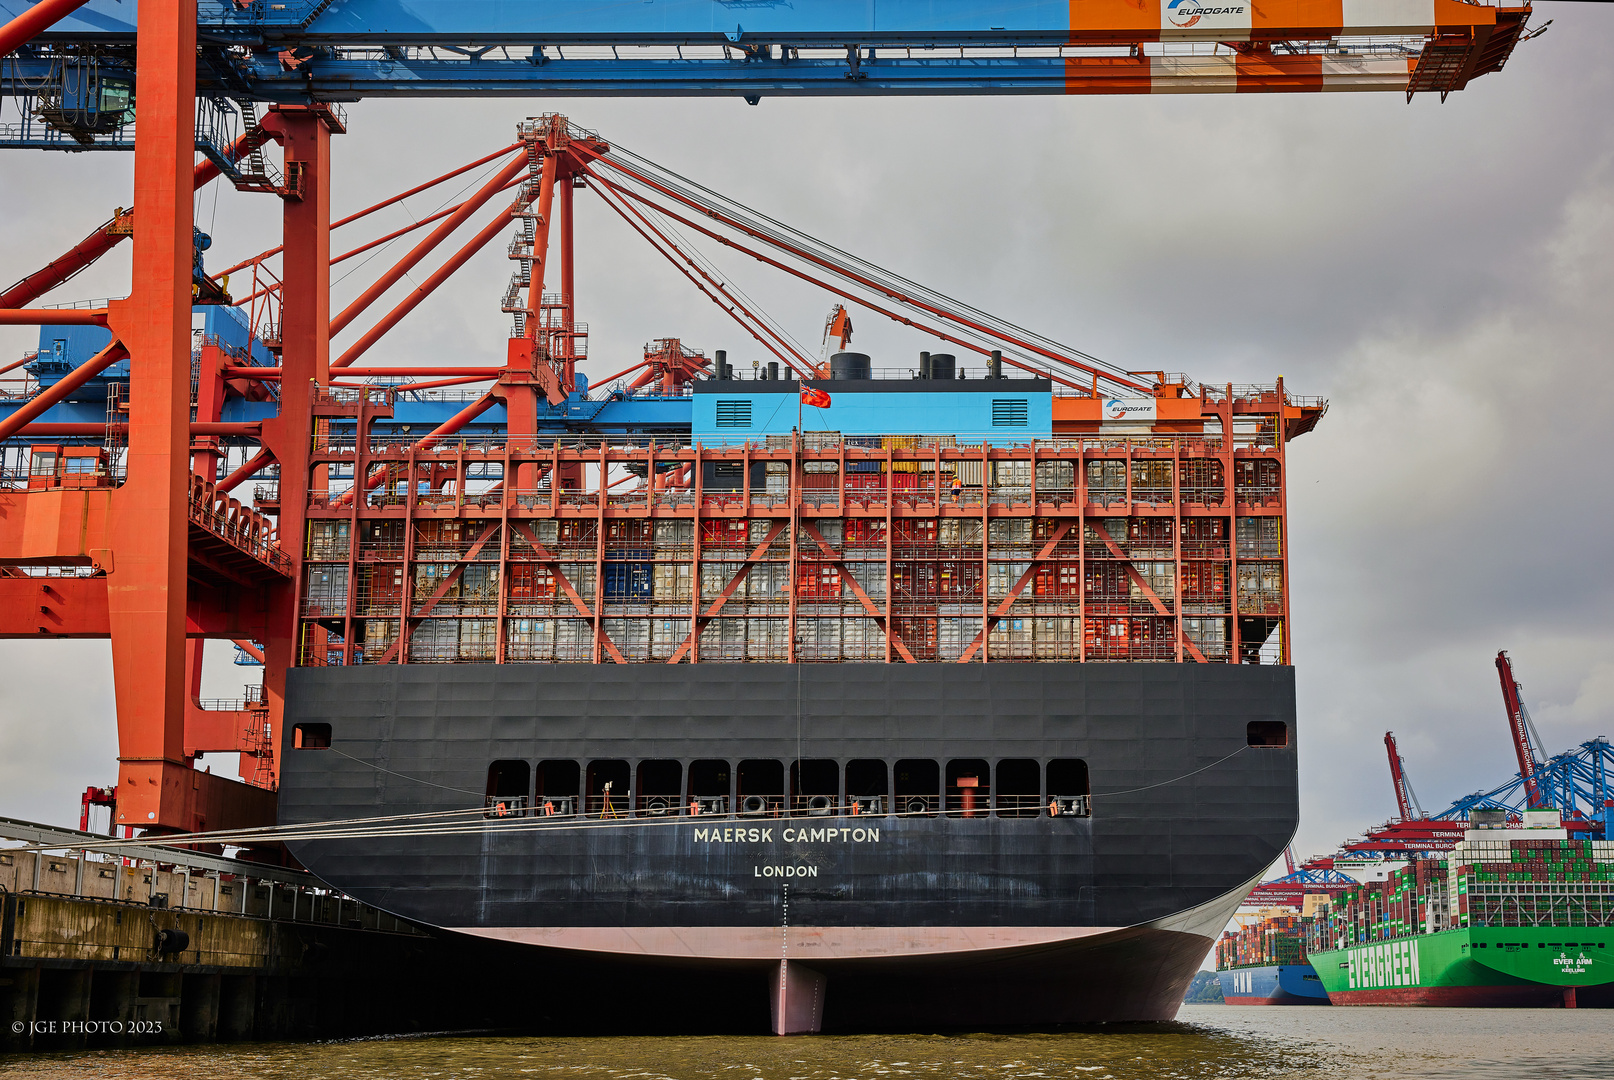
[2,6,1611,866]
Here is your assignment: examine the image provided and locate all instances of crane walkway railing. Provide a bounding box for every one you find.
[188,472,292,577]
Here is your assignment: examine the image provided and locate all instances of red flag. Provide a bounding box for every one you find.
[801,385,831,409]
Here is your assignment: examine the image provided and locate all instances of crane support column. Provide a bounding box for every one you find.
[260,104,340,790]
[559,162,577,392]
[105,0,197,833]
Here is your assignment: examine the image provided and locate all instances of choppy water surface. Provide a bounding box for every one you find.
[4,1007,1612,1080]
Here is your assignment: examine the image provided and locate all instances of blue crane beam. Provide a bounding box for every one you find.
[0,388,697,435]
[0,46,1425,104]
[15,0,1082,40]
[0,0,1530,107]
[0,0,1471,43]
[1435,737,1613,838]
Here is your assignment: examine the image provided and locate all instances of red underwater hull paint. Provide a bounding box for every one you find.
[1329,985,1606,1007]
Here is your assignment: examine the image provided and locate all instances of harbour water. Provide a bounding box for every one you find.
[3,1006,1612,1079]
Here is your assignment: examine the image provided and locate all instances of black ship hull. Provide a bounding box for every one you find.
[279,663,1297,1032]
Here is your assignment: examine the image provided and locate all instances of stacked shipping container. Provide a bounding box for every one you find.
[1449,836,1614,931]
[1215,911,1309,970]
[1305,862,1444,952]
[1304,838,1614,954]
[293,384,1307,667]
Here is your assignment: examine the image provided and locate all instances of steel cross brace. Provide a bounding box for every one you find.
[664,520,787,665]
[796,521,917,664]
[1089,523,1209,664]
[955,519,1073,664]
[506,520,626,664]
[372,519,499,664]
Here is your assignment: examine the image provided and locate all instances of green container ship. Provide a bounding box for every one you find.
[1306,813,1614,1007]
[1311,925,1613,1007]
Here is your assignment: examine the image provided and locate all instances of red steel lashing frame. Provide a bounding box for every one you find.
[332,391,501,507]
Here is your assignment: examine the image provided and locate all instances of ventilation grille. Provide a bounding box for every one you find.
[714,400,752,428]
[992,399,1029,427]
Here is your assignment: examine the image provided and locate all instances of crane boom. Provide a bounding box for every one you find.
[0,0,1536,115]
[1384,730,1425,821]
[1496,650,1546,809]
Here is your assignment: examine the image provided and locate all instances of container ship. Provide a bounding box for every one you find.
[1305,812,1614,1007]
[1214,910,1329,1005]
[253,116,1323,1034]
[274,364,1322,1033]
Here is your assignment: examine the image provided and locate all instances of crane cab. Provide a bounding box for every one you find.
[27,444,111,490]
